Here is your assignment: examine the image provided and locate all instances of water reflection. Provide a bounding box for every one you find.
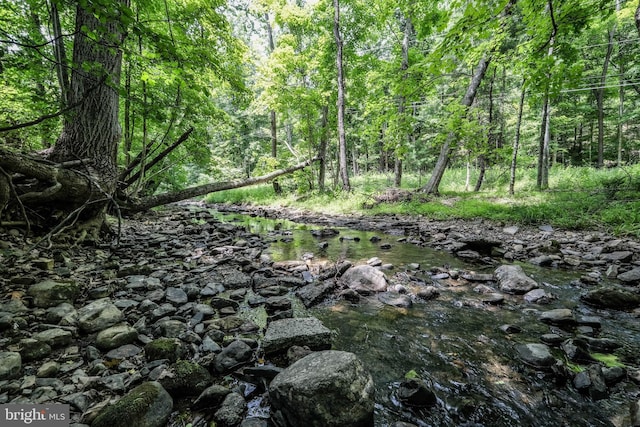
[213,211,639,427]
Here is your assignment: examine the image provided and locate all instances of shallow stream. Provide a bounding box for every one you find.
[217,211,640,427]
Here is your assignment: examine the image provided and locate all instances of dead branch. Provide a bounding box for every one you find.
[123,126,194,187]
[123,156,320,213]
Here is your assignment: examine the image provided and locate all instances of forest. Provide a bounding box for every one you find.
[1,0,640,235]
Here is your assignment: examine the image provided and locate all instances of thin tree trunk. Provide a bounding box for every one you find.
[595,29,614,168]
[537,0,556,189]
[509,80,526,195]
[264,12,281,195]
[318,105,329,191]
[475,67,496,192]
[616,0,623,166]
[333,0,350,191]
[395,14,413,188]
[421,56,491,194]
[50,0,69,107]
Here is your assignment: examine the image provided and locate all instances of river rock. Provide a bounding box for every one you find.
[561,339,593,363]
[77,298,124,333]
[144,338,186,363]
[516,343,556,368]
[524,288,552,304]
[0,351,21,379]
[396,378,437,407]
[19,338,52,361]
[92,381,173,427]
[378,292,412,308]
[296,280,335,308]
[27,280,79,308]
[269,350,375,427]
[32,328,73,348]
[539,308,575,326]
[214,340,254,373]
[601,251,633,262]
[263,317,333,355]
[158,360,212,397]
[45,302,77,324]
[495,265,538,294]
[573,364,607,400]
[165,287,188,304]
[192,384,232,409]
[214,391,246,426]
[96,324,138,350]
[581,286,640,310]
[617,267,640,284]
[340,265,388,295]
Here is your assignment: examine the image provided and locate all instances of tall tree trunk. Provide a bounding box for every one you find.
[49,0,129,219]
[395,14,413,188]
[537,0,556,189]
[509,80,526,195]
[616,0,624,166]
[474,67,497,192]
[595,29,614,168]
[421,56,491,194]
[264,12,281,194]
[333,0,350,191]
[50,0,70,108]
[318,105,329,191]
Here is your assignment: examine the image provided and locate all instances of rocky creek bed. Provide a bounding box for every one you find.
[1,201,640,426]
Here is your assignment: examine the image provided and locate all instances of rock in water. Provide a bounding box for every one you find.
[495,265,538,294]
[269,350,375,427]
[581,286,640,310]
[263,317,333,355]
[92,381,173,427]
[516,343,556,368]
[340,265,388,295]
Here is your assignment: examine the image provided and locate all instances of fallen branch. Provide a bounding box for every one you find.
[123,156,320,213]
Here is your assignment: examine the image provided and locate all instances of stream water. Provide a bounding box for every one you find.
[216,211,640,427]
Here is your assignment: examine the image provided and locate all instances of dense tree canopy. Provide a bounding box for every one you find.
[1,0,638,235]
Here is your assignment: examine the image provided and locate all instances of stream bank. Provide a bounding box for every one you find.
[0,202,639,426]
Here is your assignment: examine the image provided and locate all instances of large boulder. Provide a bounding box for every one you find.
[92,381,173,427]
[494,265,538,294]
[269,350,375,427]
[340,265,388,295]
[263,317,333,355]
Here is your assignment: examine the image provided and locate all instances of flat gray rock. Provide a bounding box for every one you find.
[263,317,333,355]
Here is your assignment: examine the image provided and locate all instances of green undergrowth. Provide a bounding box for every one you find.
[205,165,640,237]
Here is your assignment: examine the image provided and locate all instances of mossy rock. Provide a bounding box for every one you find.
[144,338,185,363]
[92,381,172,427]
[158,360,213,397]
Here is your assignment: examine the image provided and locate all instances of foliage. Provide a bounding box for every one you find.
[206,164,640,237]
[590,352,625,368]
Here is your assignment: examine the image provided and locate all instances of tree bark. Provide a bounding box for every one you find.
[50,0,70,108]
[509,80,526,195]
[421,56,491,194]
[333,0,350,191]
[595,29,614,168]
[318,105,329,191]
[49,0,129,208]
[537,0,556,189]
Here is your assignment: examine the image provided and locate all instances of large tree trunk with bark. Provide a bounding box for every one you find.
[0,1,129,237]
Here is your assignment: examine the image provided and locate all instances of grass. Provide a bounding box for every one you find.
[205,164,640,237]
